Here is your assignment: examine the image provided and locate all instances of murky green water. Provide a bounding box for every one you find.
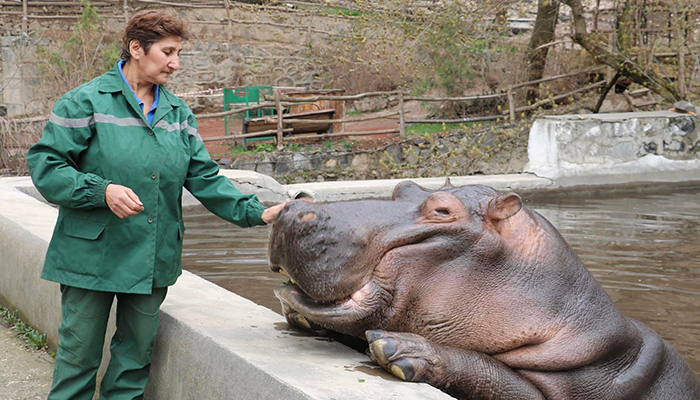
[182,187,700,376]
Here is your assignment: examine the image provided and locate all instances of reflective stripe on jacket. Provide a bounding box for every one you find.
[26,64,267,294]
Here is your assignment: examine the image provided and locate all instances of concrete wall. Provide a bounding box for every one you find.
[525,111,700,186]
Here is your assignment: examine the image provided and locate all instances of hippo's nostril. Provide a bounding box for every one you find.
[299,212,317,222]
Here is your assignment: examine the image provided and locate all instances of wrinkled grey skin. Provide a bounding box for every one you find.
[268,181,700,400]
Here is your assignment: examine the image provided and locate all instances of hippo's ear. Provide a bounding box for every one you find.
[391,180,432,201]
[441,177,454,189]
[486,193,522,222]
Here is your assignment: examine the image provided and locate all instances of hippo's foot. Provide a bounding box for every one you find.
[366,330,443,383]
[366,330,546,400]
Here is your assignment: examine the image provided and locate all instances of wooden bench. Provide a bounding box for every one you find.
[242,109,336,145]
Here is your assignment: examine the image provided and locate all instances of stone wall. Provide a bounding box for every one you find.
[224,126,529,183]
[1,36,47,116]
[0,5,340,116]
[175,40,320,113]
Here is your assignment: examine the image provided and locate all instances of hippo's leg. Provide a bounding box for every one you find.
[366,330,545,400]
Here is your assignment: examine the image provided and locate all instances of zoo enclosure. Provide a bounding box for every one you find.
[196,65,636,148]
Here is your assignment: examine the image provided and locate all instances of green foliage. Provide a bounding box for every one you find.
[230,145,250,154]
[323,140,334,149]
[407,122,476,135]
[308,0,521,97]
[254,143,276,152]
[36,0,120,100]
[0,306,49,352]
[340,139,355,149]
[25,330,48,350]
[326,7,362,17]
[422,9,477,96]
[1,307,19,326]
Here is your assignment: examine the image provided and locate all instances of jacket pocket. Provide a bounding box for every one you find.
[61,217,106,240]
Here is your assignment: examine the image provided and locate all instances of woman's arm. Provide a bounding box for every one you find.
[182,114,271,227]
[26,98,113,209]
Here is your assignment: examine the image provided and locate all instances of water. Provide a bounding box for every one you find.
[182,187,700,376]
[181,214,278,312]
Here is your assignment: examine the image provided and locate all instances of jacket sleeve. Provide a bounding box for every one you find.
[26,98,112,209]
[183,114,267,227]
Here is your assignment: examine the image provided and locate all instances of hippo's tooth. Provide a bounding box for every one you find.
[279,268,297,284]
[295,314,312,329]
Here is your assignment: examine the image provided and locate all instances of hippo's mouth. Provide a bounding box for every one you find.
[272,266,387,330]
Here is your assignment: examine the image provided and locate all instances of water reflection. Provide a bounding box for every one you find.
[181,214,277,311]
[183,187,700,377]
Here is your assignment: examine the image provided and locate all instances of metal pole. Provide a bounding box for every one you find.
[223,0,232,33]
[275,89,284,150]
[507,88,515,121]
[398,92,405,137]
[22,0,28,34]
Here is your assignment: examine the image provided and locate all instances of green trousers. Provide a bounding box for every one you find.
[48,285,168,400]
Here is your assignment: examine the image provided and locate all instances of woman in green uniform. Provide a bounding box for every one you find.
[26,10,287,400]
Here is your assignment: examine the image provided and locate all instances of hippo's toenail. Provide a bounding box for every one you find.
[391,359,415,381]
[391,364,407,381]
[365,330,383,342]
[370,340,388,363]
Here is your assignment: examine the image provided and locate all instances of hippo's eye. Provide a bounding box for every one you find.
[418,192,467,223]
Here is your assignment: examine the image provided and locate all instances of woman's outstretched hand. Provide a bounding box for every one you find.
[262,200,290,224]
[262,198,314,224]
[105,183,144,218]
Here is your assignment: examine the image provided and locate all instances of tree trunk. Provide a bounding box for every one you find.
[527,0,560,103]
[562,0,681,102]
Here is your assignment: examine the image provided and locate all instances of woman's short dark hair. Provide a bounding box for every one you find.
[120,10,189,60]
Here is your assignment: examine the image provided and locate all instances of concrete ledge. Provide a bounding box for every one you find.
[284,173,556,202]
[147,271,447,399]
[0,179,60,347]
[525,111,700,186]
[0,177,451,399]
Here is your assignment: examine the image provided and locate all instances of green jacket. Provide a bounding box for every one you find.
[26,64,267,294]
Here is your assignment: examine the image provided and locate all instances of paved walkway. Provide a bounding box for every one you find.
[0,322,53,400]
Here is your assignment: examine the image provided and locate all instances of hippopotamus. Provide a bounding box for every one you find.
[268,180,700,399]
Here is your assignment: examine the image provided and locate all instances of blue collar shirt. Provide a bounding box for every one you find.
[117,59,160,126]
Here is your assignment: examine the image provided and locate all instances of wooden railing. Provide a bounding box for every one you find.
[197,66,612,147]
[5,0,356,35]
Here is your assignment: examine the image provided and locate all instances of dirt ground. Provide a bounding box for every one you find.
[196,101,429,156]
[0,322,53,400]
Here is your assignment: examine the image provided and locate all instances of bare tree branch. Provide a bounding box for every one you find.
[562,0,681,102]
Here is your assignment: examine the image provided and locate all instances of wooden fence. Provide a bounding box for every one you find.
[0,64,653,155]
[197,65,614,147]
[4,0,356,35]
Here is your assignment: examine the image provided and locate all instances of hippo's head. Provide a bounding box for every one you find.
[269,180,598,352]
